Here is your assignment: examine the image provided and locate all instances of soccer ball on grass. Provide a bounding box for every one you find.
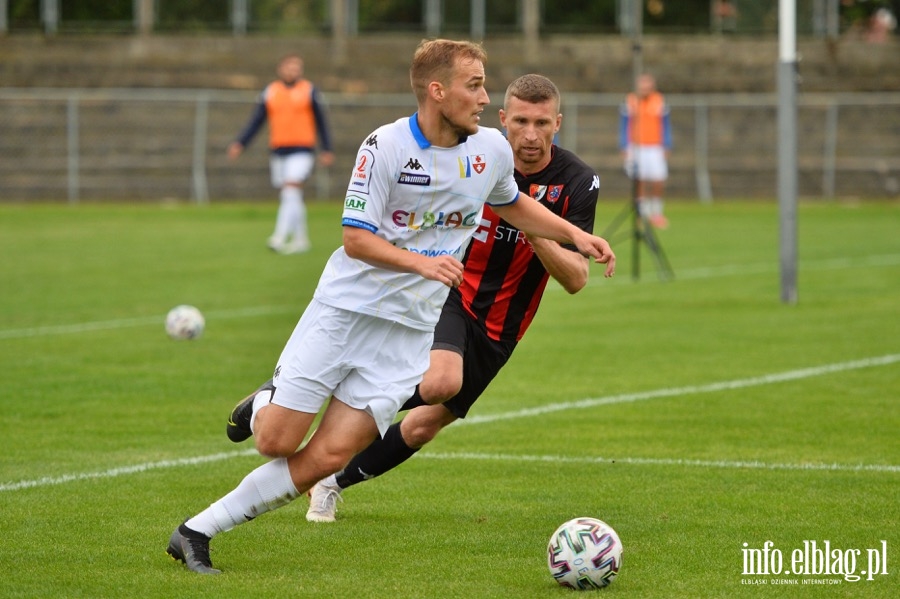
[547,517,622,590]
[165,305,205,340]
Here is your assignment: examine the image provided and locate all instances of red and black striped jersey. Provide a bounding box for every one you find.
[458,145,599,343]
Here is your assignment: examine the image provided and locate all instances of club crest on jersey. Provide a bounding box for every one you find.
[458,154,487,178]
[529,184,563,204]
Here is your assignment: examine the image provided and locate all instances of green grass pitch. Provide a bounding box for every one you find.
[0,199,897,598]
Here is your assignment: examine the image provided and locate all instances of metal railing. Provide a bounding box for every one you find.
[1,88,899,202]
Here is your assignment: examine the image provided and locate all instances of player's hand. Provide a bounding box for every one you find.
[318,151,335,168]
[418,256,465,288]
[575,234,616,278]
[227,142,243,161]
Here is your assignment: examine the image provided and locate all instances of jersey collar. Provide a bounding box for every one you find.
[408,112,469,149]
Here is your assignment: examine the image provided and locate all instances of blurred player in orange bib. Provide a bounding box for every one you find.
[620,73,671,229]
[228,54,335,254]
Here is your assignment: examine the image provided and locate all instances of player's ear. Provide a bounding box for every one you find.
[498,109,507,128]
[429,82,444,102]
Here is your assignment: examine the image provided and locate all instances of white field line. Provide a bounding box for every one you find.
[0,449,259,492]
[3,253,899,340]
[0,305,296,340]
[457,354,900,426]
[2,354,898,493]
[415,452,900,474]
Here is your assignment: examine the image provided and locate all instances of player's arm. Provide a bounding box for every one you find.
[311,87,335,167]
[527,236,589,294]
[228,97,268,160]
[527,170,599,293]
[342,226,464,288]
[491,193,615,278]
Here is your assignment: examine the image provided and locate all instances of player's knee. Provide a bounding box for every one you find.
[401,421,441,448]
[254,430,299,459]
[400,412,449,448]
[420,376,462,404]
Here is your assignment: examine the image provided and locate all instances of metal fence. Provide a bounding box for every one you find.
[1,88,899,202]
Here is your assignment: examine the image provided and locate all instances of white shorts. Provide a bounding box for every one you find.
[271,299,433,437]
[624,145,668,182]
[270,152,315,188]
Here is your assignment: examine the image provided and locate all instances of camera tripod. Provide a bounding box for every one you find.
[601,175,674,282]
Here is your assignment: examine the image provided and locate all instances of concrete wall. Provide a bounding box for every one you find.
[2,33,898,94]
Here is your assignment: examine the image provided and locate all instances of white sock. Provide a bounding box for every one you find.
[637,198,651,218]
[185,458,298,538]
[274,187,299,242]
[291,187,308,244]
[319,473,338,489]
[651,197,664,216]
[249,387,273,434]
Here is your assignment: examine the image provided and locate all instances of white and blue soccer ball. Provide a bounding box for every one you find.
[165,305,205,340]
[547,517,622,590]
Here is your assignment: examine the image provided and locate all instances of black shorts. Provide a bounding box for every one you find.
[433,290,517,419]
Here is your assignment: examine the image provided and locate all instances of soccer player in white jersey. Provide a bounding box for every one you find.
[166,39,616,575]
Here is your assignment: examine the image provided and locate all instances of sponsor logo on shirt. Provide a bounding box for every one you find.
[404,245,464,257]
[398,172,431,186]
[350,149,374,194]
[345,196,367,212]
[392,209,481,230]
[472,216,528,245]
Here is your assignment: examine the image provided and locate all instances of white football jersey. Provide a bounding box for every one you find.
[314,114,520,330]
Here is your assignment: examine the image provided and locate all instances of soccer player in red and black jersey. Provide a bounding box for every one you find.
[301,73,606,522]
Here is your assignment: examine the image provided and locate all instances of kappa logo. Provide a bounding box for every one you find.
[590,175,600,190]
[458,154,487,178]
[404,157,424,171]
[365,134,378,149]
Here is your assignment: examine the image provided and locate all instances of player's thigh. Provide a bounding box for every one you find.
[282,152,315,184]
[308,399,381,459]
[269,155,285,188]
[638,146,668,181]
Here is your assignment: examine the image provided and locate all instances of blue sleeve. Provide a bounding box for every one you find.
[662,111,673,150]
[619,106,630,150]
[235,96,268,148]
[312,87,333,152]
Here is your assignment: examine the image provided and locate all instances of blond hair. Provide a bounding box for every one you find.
[409,39,487,103]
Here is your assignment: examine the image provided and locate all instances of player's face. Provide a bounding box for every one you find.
[439,57,490,137]
[636,75,655,97]
[499,96,561,173]
[278,57,303,84]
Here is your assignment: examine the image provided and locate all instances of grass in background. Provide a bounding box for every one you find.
[0,200,898,598]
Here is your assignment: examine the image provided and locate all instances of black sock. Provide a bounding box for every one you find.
[335,421,419,489]
[399,385,427,412]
